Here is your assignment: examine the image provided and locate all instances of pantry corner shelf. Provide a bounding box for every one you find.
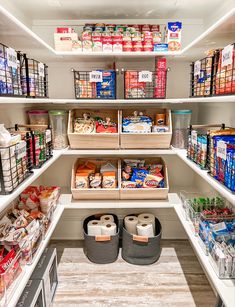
[174,148,235,206]
[174,203,235,307]
[2,205,64,307]
[0,150,64,212]
[60,192,179,209]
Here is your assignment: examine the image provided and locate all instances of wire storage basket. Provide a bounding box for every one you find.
[0,134,32,195]
[187,124,225,170]
[14,124,53,169]
[0,43,25,97]
[124,69,167,99]
[73,69,116,99]
[212,43,235,96]
[21,55,49,98]
[190,55,215,97]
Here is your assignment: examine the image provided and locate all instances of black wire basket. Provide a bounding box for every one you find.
[0,134,32,195]
[212,43,235,96]
[0,43,26,97]
[190,56,215,97]
[73,69,116,99]
[21,56,49,98]
[124,69,167,99]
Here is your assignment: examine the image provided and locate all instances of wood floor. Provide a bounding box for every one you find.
[50,240,216,307]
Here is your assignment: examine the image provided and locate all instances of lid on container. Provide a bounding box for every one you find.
[172,110,192,114]
[49,110,67,115]
[28,110,48,114]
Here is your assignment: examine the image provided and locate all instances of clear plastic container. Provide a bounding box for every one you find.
[49,110,68,149]
[28,110,49,128]
[171,110,192,148]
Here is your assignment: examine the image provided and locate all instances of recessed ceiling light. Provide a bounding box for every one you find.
[48,0,62,7]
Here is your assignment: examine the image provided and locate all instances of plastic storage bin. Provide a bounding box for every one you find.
[49,110,68,149]
[28,110,49,128]
[171,110,192,149]
[83,214,119,264]
[122,216,162,265]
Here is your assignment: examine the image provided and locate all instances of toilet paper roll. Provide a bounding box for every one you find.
[101,222,117,235]
[137,223,154,237]
[124,216,138,234]
[138,213,155,234]
[100,214,114,223]
[87,220,102,236]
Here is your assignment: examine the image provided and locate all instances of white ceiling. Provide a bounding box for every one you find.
[0,0,228,20]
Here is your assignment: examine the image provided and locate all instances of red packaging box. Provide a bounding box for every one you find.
[123,41,133,52]
[56,27,74,33]
[154,58,167,98]
[132,41,143,52]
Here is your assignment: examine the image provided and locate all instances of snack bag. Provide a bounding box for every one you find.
[74,113,96,133]
[75,173,89,189]
[95,117,117,133]
[89,173,102,188]
[102,171,116,189]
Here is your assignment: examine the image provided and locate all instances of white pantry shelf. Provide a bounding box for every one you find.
[0,150,63,212]
[174,148,235,206]
[62,149,175,156]
[0,96,234,105]
[3,205,64,307]
[60,192,178,209]
[174,203,235,307]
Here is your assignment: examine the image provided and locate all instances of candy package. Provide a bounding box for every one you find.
[122,111,152,133]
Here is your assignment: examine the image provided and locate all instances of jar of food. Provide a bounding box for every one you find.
[171,110,192,148]
[49,110,68,149]
[28,110,49,128]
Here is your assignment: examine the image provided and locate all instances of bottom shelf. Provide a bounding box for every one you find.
[2,205,64,307]
[174,203,235,307]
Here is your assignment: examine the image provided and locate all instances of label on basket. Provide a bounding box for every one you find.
[95,235,111,241]
[38,62,45,77]
[222,44,233,67]
[45,130,52,143]
[6,47,17,69]
[89,71,103,82]
[133,235,149,243]
[217,141,227,160]
[16,141,27,160]
[191,130,197,146]
[194,60,201,76]
[138,71,152,82]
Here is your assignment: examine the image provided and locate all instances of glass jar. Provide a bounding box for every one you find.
[49,110,68,149]
[28,110,49,130]
[171,110,192,149]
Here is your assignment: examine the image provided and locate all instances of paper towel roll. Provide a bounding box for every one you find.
[124,216,138,234]
[87,220,102,236]
[138,213,155,234]
[101,222,117,235]
[100,214,114,223]
[137,223,154,237]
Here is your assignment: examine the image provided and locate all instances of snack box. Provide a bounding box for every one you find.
[54,33,78,51]
[68,109,119,149]
[71,158,120,200]
[167,22,182,51]
[119,157,169,200]
[120,109,172,149]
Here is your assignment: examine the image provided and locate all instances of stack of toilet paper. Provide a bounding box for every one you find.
[124,213,155,237]
[87,214,117,236]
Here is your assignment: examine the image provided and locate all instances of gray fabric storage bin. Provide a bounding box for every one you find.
[122,216,162,265]
[83,213,119,264]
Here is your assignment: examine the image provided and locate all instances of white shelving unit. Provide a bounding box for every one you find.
[174,203,235,307]
[0,1,234,306]
[2,205,64,307]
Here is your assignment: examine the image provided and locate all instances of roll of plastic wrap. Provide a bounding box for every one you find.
[137,223,154,237]
[100,214,114,223]
[124,216,138,234]
[138,213,155,234]
[87,220,102,236]
[101,222,117,235]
